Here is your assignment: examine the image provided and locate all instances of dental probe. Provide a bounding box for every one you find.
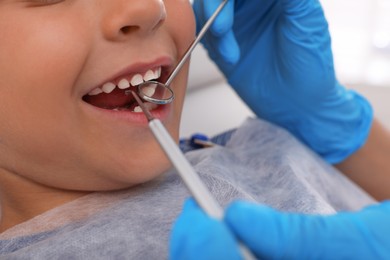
[131,91,257,260]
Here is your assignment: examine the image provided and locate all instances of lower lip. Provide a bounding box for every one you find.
[82,101,171,125]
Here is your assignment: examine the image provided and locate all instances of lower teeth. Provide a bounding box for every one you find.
[133,106,143,113]
[111,103,158,112]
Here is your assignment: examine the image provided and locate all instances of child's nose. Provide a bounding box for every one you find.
[101,0,166,41]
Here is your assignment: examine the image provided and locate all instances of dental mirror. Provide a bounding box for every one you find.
[130,0,228,105]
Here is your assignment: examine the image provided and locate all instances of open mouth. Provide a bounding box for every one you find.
[82,67,166,112]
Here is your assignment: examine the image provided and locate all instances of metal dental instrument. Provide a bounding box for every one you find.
[130,91,256,260]
[131,91,223,218]
[131,0,228,105]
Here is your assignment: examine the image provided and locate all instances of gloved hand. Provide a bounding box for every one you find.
[193,0,373,164]
[170,199,390,259]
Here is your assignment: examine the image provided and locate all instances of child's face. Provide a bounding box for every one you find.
[0,1,195,192]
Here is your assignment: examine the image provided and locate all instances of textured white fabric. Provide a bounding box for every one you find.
[0,118,375,259]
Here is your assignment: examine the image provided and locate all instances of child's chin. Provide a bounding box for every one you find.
[116,159,172,187]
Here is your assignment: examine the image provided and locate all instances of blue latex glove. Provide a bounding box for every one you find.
[193,0,373,164]
[170,199,242,260]
[170,199,390,259]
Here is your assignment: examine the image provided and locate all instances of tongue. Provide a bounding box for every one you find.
[83,88,135,109]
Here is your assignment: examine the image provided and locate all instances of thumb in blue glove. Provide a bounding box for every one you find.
[226,201,390,259]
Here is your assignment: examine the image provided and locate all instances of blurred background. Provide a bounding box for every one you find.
[180,0,390,137]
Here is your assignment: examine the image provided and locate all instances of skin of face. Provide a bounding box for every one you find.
[0,0,195,230]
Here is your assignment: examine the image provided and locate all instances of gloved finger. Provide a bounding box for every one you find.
[193,0,234,36]
[226,201,340,258]
[280,0,326,30]
[225,201,390,259]
[276,0,334,96]
[202,29,240,66]
[170,198,242,260]
[282,0,320,16]
[193,0,240,65]
[225,201,289,258]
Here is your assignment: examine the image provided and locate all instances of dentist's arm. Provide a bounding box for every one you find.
[336,119,390,201]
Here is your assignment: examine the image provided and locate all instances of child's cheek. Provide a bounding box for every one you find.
[166,0,196,56]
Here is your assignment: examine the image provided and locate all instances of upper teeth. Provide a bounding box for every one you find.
[102,82,116,93]
[88,67,162,96]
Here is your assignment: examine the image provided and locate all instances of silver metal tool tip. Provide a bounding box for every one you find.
[130,91,154,122]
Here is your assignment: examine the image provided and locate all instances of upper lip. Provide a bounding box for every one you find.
[83,56,174,96]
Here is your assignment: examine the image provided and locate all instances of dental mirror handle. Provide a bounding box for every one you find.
[164,0,228,86]
[149,119,256,260]
[131,89,223,216]
[130,91,256,259]
[149,120,256,260]
[149,119,224,218]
